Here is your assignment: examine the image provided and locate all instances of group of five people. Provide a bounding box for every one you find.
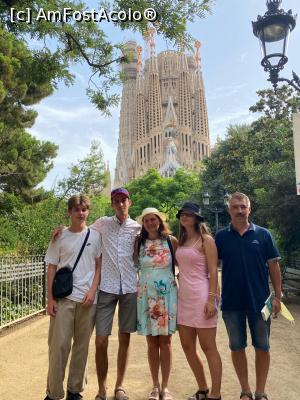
[44,188,282,400]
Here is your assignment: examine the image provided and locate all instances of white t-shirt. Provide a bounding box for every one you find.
[45,227,102,303]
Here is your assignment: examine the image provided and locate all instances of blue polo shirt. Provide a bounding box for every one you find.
[215,222,280,312]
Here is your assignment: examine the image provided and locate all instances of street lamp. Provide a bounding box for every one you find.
[252,0,299,91]
[202,191,229,232]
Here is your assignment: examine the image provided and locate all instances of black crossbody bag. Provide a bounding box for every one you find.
[52,228,90,299]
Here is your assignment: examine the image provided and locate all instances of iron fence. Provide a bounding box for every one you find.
[0,255,46,329]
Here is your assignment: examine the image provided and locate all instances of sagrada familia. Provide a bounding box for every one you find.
[114,29,210,187]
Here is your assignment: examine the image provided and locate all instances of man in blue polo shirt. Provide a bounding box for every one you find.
[215,192,282,400]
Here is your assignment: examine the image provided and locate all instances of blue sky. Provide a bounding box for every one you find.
[28,0,300,190]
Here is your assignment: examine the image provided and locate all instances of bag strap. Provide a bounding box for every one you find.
[137,237,142,256]
[71,228,90,272]
[166,235,175,276]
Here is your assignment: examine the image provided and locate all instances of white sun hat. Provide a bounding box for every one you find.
[136,207,167,225]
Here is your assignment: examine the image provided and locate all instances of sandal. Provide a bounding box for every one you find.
[254,393,268,400]
[161,389,173,400]
[95,395,107,400]
[148,387,160,400]
[240,393,253,400]
[114,387,129,400]
[188,389,209,400]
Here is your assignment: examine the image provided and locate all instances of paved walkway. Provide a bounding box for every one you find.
[0,298,300,400]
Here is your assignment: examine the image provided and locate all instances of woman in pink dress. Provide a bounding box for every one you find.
[176,202,222,400]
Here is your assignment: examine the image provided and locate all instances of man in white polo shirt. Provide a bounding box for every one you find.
[91,188,140,400]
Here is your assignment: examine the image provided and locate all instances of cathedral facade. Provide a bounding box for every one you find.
[114,35,210,187]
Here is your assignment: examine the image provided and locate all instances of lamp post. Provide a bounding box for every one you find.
[202,191,230,232]
[252,0,299,92]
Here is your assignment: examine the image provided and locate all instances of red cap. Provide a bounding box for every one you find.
[111,187,130,199]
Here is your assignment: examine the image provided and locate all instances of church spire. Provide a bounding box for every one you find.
[136,45,144,92]
[195,40,202,70]
[194,40,204,90]
[178,49,192,128]
[147,26,162,131]
[193,40,209,141]
[135,45,146,141]
[148,26,159,73]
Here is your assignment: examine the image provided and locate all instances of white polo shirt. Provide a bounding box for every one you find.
[90,216,141,294]
[45,227,102,304]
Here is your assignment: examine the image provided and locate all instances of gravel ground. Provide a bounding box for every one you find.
[0,296,300,400]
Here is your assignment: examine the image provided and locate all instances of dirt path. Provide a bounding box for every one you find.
[1,297,300,400]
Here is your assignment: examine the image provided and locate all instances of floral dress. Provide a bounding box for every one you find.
[137,238,178,336]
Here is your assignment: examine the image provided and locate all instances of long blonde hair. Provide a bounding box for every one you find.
[178,220,211,246]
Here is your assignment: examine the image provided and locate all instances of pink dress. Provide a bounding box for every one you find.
[176,241,218,328]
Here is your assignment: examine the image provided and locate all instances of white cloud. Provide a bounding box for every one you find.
[29,97,120,190]
[207,83,249,101]
[209,109,256,144]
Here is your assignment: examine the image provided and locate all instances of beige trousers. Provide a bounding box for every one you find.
[46,298,96,400]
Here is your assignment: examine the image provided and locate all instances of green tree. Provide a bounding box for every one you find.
[12,195,68,253]
[0,122,58,196]
[126,168,201,234]
[57,140,108,197]
[88,194,112,223]
[0,25,58,196]
[0,192,112,254]
[0,24,69,129]
[201,85,300,255]
[0,192,25,253]
[249,85,300,120]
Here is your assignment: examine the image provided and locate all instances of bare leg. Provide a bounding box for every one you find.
[197,328,222,398]
[231,350,251,399]
[115,332,131,393]
[255,349,270,395]
[178,325,208,391]
[146,336,160,389]
[159,335,172,391]
[95,335,109,396]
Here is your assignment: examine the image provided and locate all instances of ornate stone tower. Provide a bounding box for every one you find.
[114,33,210,187]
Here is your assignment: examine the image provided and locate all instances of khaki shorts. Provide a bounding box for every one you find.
[95,291,137,336]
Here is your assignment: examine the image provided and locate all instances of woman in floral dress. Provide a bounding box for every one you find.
[134,208,178,400]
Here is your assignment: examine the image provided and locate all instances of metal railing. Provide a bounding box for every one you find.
[0,255,46,330]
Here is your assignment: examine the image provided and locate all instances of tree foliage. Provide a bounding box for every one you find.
[0,192,111,254]
[249,85,300,120]
[0,122,58,197]
[0,22,59,196]
[57,139,108,197]
[201,85,300,254]
[0,23,70,129]
[125,168,201,234]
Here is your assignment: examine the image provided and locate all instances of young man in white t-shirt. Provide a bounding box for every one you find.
[44,194,102,400]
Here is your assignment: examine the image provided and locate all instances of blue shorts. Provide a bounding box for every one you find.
[222,310,271,351]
